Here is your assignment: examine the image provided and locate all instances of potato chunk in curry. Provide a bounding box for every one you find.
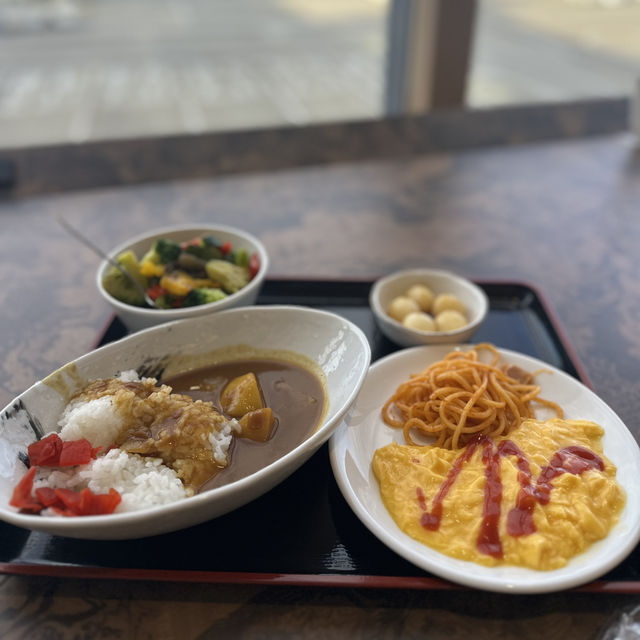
[220,372,264,417]
[219,372,276,442]
[238,408,275,442]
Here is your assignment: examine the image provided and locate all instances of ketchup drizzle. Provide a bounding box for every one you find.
[418,438,480,532]
[477,440,503,558]
[414,436,604,558]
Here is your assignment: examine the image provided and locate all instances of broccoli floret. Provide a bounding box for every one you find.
[141,238,181,266]
[153,238,182,263]
[139,238,182,275]
[205,260,250,294]
[183,287,227,307]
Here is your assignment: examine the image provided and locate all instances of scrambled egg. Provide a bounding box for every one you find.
[373,419,626,570]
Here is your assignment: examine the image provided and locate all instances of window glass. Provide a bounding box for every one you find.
[469,0,640,107]
[1,0,637,150]
[0,0,388,148]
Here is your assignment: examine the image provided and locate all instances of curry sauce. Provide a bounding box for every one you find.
[164,358,326,490]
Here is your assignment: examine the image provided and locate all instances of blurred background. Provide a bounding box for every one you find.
[1,0,639,149]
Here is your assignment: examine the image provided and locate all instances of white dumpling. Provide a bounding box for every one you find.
[432,293,466,316]
[405,284,435,312]
[402,311,436,332]
[435,309,467,332]
[387,296,420,322]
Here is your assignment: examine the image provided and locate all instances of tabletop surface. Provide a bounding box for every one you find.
[1,122,640,638]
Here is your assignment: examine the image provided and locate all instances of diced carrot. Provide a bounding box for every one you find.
[80,488,121,515]
[35,486,60,507]
[53,488,83,513]
[58,439,94,466]
[28,433,63,466]
[29,435,99,468]
[10,466,42,513]
[53,487,121,516]
[13,438,121,517]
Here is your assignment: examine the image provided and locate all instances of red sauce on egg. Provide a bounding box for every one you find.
[415,435,604,558]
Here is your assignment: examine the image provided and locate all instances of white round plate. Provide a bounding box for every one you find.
[329,344,640,594]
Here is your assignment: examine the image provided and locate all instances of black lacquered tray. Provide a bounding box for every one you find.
[2,279,638,592]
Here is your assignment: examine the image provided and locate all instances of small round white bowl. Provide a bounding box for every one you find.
[0,305,371,540]
[97,224,269,332]
[370,268,489,347]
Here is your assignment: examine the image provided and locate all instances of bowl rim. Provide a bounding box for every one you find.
[369,267,489,338]
[0,304,371,535]
[96,223,269,318]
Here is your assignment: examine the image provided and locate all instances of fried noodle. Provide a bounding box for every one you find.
[381,343,563,449]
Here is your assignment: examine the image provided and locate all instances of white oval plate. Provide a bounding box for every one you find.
[329,344,640,594]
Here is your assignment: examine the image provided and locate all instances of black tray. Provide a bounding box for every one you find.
[2,279,637,592]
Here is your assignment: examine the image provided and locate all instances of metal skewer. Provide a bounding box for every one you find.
[57,216,157,309]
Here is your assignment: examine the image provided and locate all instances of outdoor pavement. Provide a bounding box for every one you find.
[0,0,639,149]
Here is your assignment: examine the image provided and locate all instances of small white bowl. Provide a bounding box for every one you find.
[370,268,488,347]
[0,306,371,540]
[97,224,269,332]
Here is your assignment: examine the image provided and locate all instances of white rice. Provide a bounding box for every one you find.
[210,418,240,465]
[58,395,123,449]
[57,370,145,448]
[35,450,188,513]
[115,369,146,383]
[85,450,187,511]
[35,370,238,514]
